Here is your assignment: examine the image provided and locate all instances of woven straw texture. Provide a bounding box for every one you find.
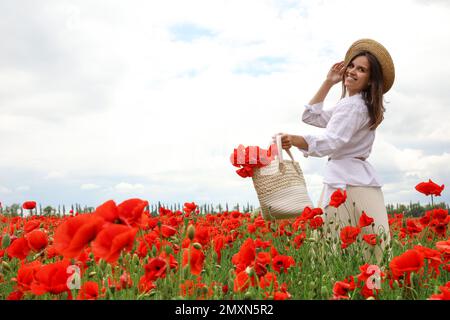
[252,159,313,220]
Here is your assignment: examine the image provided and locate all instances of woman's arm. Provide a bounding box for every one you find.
[302,62,346,128]
[308,80,334,106]
[282,101,366,157]
[281,135,309,151]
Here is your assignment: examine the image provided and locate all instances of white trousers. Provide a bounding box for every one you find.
[317,184,391,263]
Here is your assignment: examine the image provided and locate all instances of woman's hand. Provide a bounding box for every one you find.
[273,133,309,151]
[272,133,295,150]
[326,61,346,85]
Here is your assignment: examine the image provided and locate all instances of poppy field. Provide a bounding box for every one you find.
[0,180,449,300]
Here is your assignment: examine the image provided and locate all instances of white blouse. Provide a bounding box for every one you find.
[298,93,382,207]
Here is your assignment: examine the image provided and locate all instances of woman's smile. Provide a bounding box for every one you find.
[344,55,371,96]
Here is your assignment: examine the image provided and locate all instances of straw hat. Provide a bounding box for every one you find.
[345,39,395,93]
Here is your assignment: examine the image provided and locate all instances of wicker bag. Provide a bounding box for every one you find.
[252,134,313,220]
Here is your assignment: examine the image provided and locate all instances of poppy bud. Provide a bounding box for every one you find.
[99,259,107,270]
[320,285,329,297]
[410,273,416,288]
[2,261,11,272]
[244,291,254,300]
[105,288,113,299]
[192,242,202,250]
[114,265,121,275]
[187,224,195,241]
[105,264,112,276]
[2,233,10,249]
[132,253,140,265]
[88,271,97,277]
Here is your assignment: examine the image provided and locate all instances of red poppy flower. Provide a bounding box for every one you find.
[77,281,99,300]
[117,198,149,227]
[332,276,356,299]
[362,234,378,246]
[6,237,31,260]
[389,249,425,285]
[31,260,72,297]
[309,216,324,229]
[15,261,42,292]
[429,281,450,300]
[293,233,306,249]
[138,276,156,294]
[357,264,384,298]
[160,225,177,238]
[233,270,253,293]
[359,211,374,228]
[413,245,442,276]
[231,238,256,271]
[259,272,278,290]
[436,239,450,253]
[183,202,197,214]
[415,179,444,196]
[213,235,224,264]
[230,144,277,178]
[22,201,36,210]
[300,207,323,220]
[429,219,447,237]
[159,251,178,270]
[272,255,295,274]
[144,257,167,281]
[94,200,120,223]
[24,220,41,233]
[419,211,431,226]
[274,291,292,300]
[431,208,448,221]
[6,291,24,300]
[25,229,48,252]
[193,225,211,246]
[91,224,138,263]
[54,214,105,258]
[340,226,361,249]
[329,189,347,208]
[45,245,59,259]
[182,247,205,275]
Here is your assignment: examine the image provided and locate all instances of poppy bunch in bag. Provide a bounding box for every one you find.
[230,143,278,178]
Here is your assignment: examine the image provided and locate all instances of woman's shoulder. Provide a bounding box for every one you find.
[334,94,368,113]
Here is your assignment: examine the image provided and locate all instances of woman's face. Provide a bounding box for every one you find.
[344,55,371,96]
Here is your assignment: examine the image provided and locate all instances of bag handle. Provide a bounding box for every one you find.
[274,134,296,163]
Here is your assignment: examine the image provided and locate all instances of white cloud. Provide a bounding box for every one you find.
[44,171,66,180]
[0,186,12,194]
[80,183,100,190]
[16,186,30,192]
[113,182,145,194]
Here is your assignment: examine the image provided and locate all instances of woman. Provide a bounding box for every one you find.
[278,39,395,261]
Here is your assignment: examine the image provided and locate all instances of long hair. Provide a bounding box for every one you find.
[341,51,385,130]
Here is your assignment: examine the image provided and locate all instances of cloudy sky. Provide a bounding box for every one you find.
[1,0,449,210]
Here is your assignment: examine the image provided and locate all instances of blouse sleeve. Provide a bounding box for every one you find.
[298,102,365,158]
[302,102,334,128]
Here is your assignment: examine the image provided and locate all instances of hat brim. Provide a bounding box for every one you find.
[345,39,395,94]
